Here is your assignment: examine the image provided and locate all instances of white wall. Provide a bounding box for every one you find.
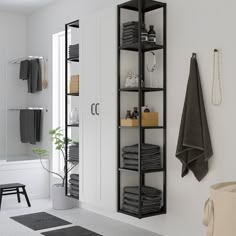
[0,12,27,160]
[27,0,236,236]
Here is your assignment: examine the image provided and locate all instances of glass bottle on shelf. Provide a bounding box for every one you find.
[69,108,79,124]
[141,23,148,43]
[148,25,156,44]
[125,110,132,119]
[132,107,139,119]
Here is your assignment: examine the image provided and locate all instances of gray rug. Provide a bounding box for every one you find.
[11,212,71,230]
[41,226,102,236]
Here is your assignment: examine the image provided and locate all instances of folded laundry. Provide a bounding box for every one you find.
[123,164,161,171]
[122,144,160,154]
[122,153,160,160]
[122,185,162,214]
[70,189,79,197]
[70,185,79,191]
[122,203,161,214]
[123,21,139,26]
[124,186,161,196]
[124,192,161,202]
[70,174,79,180]
[123,198,161,207]
[69,179,79,186]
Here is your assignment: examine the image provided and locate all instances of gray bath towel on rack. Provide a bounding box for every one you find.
[28,59,42,93]
[176,53,213,181]
[19,60,30,80]
[20,109,41,144]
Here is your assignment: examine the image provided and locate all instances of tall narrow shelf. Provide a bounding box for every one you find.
[65,19,80,200]
[117,0,167,219]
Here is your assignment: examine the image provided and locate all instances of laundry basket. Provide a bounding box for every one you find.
[203,182,236,236]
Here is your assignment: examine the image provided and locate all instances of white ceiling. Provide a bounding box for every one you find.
[0,0,57,15]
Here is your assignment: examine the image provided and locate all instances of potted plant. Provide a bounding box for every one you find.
[33,127,78,210]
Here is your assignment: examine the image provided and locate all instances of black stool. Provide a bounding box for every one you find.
[0,183,31,209]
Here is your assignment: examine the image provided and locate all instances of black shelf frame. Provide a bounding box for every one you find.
[65,19,80,199]
[117,0,167,219]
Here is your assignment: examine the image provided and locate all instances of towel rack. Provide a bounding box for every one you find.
[8,107,48,112]
[8,56,45,64]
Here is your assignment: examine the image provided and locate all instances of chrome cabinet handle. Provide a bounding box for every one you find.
[91,103,95,115]
[95,103,99,115]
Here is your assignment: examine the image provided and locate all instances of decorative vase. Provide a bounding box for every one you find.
[51,184,75,210]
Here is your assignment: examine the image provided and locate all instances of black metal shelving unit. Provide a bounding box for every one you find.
[117,0,167,219]
[65,19,80,200]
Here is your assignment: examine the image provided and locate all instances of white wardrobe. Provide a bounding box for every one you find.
[80,7,117,211]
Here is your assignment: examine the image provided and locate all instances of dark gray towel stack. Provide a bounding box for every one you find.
[122,186,162,214]
[69,143,79,162]
[122,21,138,45]
[19,59,42,93]
[20,109,41,144]
[176,54,213,182]
[122,144,161,171]
[69,44,79,59]
[69,174,79,198]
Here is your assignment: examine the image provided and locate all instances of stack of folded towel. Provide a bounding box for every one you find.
[122,144,161,171]
[69,174,79,198]
[69,44,79,59]
[122,186,162,214]
[69,143,79,162]
[122,21,138,45]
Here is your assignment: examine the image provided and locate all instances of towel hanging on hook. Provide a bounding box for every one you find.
[42,58,48,89]
[212,49,222,106]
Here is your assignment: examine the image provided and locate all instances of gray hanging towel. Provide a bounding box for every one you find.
[28,59,42,93]
[19,60,30,80]
[20,109,41,144]
[176,53,213,181]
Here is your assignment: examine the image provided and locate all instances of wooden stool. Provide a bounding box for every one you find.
[0,183,31,209]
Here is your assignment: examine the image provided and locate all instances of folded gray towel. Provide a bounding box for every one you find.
[123,158,161,165]
[20,60,29,80]
[124,186,161,197]
[122,144,160,154]
[69,179,79,186]
[123,164,161,171]
[123,198,161,207]
[122,203,161,214]
[70,174,79,180]
[176,54,213,182]
[124,193,161,202]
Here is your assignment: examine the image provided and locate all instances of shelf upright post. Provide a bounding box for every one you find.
[138,0,144,219]
[163,3,167,213]
[65,22,68,196]
[117,5,121,212]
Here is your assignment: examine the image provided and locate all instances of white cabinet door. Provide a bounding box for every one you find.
[81,14,101,205]
[81,7,116,209]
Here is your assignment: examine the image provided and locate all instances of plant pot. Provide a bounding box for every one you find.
[51,184,75,210]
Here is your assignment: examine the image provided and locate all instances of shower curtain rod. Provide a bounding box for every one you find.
[8,107,48,112]
[8,56,44,64]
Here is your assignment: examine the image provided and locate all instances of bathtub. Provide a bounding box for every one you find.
[0,158,50,203]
